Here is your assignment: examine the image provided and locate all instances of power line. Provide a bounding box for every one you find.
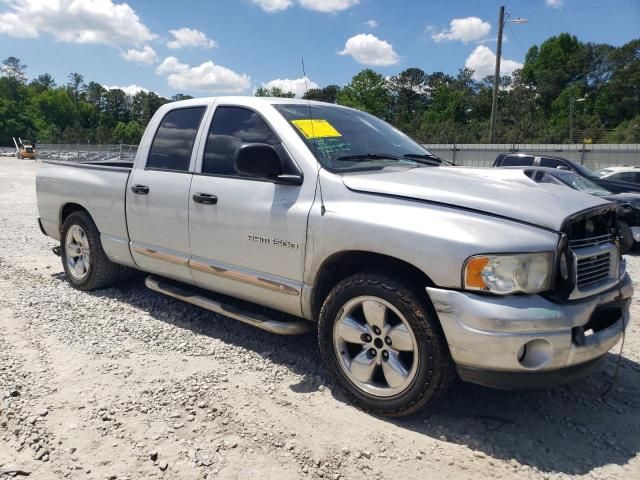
[517,1,640,16]
[506,22,528,58]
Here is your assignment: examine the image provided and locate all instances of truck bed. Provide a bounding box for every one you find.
[36,161,132,262]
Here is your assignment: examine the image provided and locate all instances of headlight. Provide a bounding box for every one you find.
[463,252,554,295]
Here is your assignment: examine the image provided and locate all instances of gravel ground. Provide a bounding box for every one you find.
[1,157,639,480]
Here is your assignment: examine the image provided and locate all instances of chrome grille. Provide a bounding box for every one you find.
[576,252,611,288]
[568,232,618,299]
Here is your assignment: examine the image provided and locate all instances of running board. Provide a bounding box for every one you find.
[144,275,312,335]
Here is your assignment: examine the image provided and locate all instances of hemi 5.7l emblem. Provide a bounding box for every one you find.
[248,234,299,250]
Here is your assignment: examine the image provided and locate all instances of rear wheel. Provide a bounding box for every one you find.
[318,273,454,417]
[61,211,122,290]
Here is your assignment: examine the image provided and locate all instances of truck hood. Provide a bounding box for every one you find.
[341,167,610,231]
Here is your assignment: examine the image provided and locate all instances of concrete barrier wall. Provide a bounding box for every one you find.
[423,144,640,170]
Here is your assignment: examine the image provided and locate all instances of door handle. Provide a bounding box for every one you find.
[131,184,150,194]
[192,192,218,205]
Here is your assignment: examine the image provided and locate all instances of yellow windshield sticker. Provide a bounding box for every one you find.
[291,119,342,139]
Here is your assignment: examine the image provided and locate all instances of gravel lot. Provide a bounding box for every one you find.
[1,157,639,480]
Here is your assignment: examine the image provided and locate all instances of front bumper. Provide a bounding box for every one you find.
[427,273,632,389]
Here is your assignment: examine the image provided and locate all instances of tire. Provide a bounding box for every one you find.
[60,211,122,290]
[318,273,455,417]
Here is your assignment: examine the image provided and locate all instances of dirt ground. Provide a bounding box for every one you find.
[1,158,639,480]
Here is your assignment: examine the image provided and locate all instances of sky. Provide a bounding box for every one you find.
[0,0,639,98]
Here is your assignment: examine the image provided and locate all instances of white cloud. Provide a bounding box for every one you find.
[167,27,217,49]
[0,0,155,46]
[338,33,400,66]
[364,19,378,28]
[120,45,158,64]
[155,57,183,75]
[251,0,293,12]
[252,0,358,12]
[465,45,523,80]
[545,0,563,8]
[297,0,359,12]
[156,56,251,94]
[104,84,149,96]
[431,17,491,43]
[260,77,319,97]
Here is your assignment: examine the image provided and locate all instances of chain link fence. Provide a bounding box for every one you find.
[424,144,640,170]
[3,143,640,171]
[34,143,139,163]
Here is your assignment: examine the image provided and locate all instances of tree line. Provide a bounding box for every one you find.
[1,33,638,146]
[0,57,192,146]
[260,34,640,144]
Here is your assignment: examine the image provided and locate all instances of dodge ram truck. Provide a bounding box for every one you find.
[36,97,633,416]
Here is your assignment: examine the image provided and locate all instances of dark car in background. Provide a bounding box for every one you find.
[493,153,640,194]
[523,167,640,247]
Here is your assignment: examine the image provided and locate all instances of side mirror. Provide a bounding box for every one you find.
[234,143,302,185]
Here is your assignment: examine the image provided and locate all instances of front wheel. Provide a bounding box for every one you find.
[318,273,454,417]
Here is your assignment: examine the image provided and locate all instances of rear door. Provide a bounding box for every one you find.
[126,105,207,281]
[188,104,311,316]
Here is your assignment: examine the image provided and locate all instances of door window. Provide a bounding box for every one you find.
[500,155,534,166]
[540,158,566,169]
[612,172,639,183]
[147,107,206,171]
[202,106,280,176]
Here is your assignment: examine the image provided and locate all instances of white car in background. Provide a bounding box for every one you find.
[596,166,640,184]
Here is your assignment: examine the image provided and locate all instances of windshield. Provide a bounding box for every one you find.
[558,172,611,196]
[571,161,598,178]
[274,104,436,172]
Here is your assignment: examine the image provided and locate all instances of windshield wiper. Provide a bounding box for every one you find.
[336,153,404,162]
[403,153,455,166]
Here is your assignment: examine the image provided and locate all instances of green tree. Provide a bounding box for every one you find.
[30,73,56,93]
[1,57,27,83]
[171,93,194,101]
[255,86,295,98]
[388,68,428,136]
[67,72,85,102]
[337,69,390,119]
[522,33,586,110]
[303,85,340,103]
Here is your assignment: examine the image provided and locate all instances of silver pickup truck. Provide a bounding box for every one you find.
[36,97,632,416]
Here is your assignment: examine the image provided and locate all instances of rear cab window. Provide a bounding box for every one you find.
[147,107,206,172]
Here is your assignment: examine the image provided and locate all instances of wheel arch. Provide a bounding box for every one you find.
[59,203,93,234]
[311,250,436,321]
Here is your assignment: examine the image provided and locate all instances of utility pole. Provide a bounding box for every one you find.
[569,94,586,143]
[489,5,505,144]
[569,94,574,143]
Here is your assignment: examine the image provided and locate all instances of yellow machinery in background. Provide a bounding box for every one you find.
[13,137,36,159]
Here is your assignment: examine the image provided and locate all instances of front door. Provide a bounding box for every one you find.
[127,105,207,281]
[188,105,311,315]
